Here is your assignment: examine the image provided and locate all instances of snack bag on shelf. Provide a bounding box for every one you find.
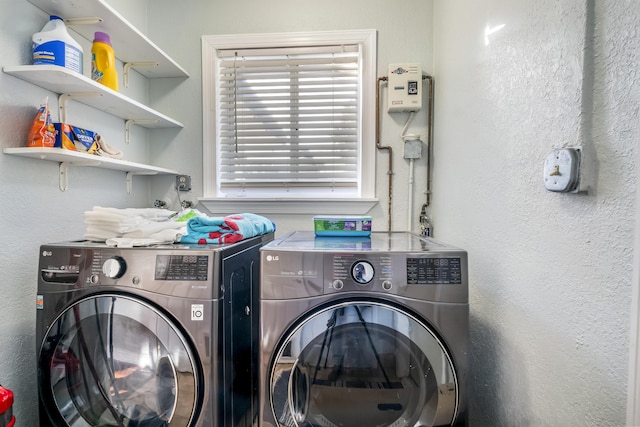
[26,97,55,147]
[53,123,98,152]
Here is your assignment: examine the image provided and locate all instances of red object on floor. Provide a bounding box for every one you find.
[0,385,15,427]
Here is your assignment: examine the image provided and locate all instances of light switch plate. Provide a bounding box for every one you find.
[543,148,580,192]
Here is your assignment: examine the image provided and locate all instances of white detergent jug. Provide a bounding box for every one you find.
[32,15,83,74]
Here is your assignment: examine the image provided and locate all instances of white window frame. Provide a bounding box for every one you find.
[200,30,378,215]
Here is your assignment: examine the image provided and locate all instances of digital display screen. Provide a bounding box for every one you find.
[406,257,462,285]
[155,255,209,281]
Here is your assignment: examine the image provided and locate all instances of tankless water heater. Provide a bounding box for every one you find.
[387,63,422,113]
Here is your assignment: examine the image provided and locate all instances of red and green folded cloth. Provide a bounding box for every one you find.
[180,213,276,245]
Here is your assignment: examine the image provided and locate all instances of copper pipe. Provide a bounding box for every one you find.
[418,74,434,236]
[376,76,393,232]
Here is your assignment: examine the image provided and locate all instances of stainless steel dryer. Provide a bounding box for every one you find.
[36,233,273,427]
[259,231,468,427]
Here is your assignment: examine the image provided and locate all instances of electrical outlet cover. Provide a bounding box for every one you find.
[176,175,192,191]
[543,148,580,192]
[403,139,422,159]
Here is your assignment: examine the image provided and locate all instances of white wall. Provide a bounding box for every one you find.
[0,2,159,425]
[433,0,638,425]
[146,0,435,233]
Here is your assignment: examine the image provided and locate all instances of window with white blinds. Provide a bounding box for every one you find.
[218,45,359,188]
[202,30,376,200]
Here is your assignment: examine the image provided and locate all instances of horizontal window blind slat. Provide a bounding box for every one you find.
[221,178,356,182]
[220,73,358,84]
[220,110,358,119]
[220,77,358,88]
[221,113,357,121]
[220,91,358,100]
[221,173,357,180]
[221,118,357,126]
[223,171,356,175]
[220,182,357,189]
[221,106,358,115]
[223,101,357,108]
[221,127,357,134]
[218,44,359,57]
[220,119,358,130]
[220,53,358,65]
[220,85,358,92]
[220,102,358,109]
[220,88,358,97]
[220,153,356,167]
[221,154,358,160]
[221,128,358,135]
[221,180,357,187]
[219,63,359,74]
[220,141,357,148]
[222,164,357,171]
[220,72,358,82]
[220,139,356,147]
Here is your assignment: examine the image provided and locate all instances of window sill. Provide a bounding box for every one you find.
[198,198,378,215]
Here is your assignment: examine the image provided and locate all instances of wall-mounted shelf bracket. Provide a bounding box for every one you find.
[125,119,159,144]
[59,159,101,191]
[64,17,103,26]
[58,92,102,123]
[126,171,158,194]
[123,62,159,88]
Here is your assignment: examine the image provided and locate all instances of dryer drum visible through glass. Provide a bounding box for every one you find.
[269,301,457,427]
[259,231,469,427]
[39,293,200,426]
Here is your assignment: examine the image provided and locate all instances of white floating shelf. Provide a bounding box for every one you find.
[3,65,183,129]
[4,147,178,193]
[27,0,189,78]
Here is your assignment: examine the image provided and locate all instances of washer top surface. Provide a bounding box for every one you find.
[264,231,463,254]
[39,233,273,299]
[44,233,273,252]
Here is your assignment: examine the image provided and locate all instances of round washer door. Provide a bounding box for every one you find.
[39,294,201,427]
[269,301,458,427]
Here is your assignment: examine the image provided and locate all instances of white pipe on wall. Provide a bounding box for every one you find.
[408,158,415,231]
[627,121,640,425]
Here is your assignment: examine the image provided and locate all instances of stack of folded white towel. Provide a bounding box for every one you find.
[84,206,188,247]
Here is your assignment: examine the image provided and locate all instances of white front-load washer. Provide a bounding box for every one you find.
[259,231,468,427]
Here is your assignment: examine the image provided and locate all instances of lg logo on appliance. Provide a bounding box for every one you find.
[266,255,280,262]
